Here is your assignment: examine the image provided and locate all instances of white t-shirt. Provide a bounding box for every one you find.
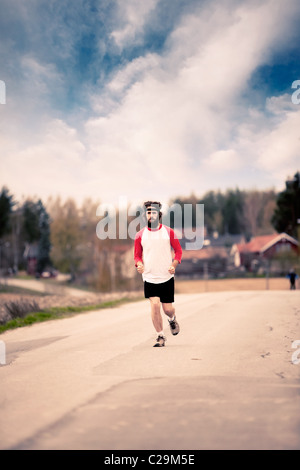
[134,224,182,284]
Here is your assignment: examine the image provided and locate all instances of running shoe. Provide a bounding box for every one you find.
[153,335,166,347]
[169,316,180,335]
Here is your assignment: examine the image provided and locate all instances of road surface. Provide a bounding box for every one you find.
[0,290,299,450]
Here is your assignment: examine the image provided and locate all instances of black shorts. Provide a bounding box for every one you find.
[144,277,174,303]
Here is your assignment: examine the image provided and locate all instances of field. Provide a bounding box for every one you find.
[175,276,295,293]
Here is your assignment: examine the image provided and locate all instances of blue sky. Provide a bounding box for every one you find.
[0,0,300,207]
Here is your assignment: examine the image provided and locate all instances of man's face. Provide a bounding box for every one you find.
[146,208,159,228]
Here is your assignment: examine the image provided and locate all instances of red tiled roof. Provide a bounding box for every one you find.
[237,234,277,253]
[236,233,298,254]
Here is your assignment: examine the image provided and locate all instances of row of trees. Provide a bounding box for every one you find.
[0,171,299,287]
[171,188,276,238]
[0,190,51,275]
[170,172,300,240]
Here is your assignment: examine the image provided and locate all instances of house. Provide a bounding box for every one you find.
[176,230,246,278]
[231,233,299,271]
[23,243,38,275]
[177,245,228,277]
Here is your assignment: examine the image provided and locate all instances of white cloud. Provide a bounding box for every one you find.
[107,53,160,94]
[1,0,300,206]
[203,149,241,171]
[111,0,160,49]
[266,94,296,115]
[85,0,300,199]
[258,108,300,178]
[1,120,86,201]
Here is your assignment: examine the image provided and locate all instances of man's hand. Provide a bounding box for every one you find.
[136,262,144,274]
[168,260,178,274]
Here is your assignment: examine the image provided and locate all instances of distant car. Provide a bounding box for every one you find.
[35,269,58,279]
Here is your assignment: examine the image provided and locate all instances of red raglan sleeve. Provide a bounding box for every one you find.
[166,227,182,263]
[134,230,143,266]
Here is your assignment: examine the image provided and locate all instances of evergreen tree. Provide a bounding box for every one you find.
[36,200,52,274]
[0,187,14,239]
[22,199,52,274]
[272,171,300,238]
[23,200,40,243]
[221,189,245,235]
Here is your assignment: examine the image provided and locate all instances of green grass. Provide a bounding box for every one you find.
[0,297,143,335]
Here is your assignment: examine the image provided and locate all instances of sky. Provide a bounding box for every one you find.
[0,0,300,209]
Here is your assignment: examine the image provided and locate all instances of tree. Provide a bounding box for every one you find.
[0,187,14,239]
[272,171,300,238]
[243,190,277,238]
[36,200,52,275]
[221,189,245,235]
[22,199,52,275]
[258,190,277,235]
[198,191,224,235]
[48,197,83,279]
[22,200,40,243]
[243,190,262,237]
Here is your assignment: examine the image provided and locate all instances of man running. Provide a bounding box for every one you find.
[287,269,298,290]
[134,201,182,347]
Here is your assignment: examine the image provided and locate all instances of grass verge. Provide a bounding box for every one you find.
[0,297,143,335]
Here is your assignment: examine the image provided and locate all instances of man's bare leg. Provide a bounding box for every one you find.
[162,302,180,335]
[149,297,163,332]
[149,297,166,346]
[162,302,175,319]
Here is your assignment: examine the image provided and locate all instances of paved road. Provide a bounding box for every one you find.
[4,277,96,298]
[0,290,299,450]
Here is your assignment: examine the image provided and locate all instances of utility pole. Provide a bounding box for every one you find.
[265,259,270,290]
[204,261,208,292]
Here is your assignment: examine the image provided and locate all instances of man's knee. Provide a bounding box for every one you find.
[162,303,174,315]
[149,297,161,310]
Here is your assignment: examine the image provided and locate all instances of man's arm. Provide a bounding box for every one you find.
[167,227,182,263]
[166,227,182,273]
[134,230,144,273]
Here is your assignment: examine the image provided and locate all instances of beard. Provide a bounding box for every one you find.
[147,217,159,229]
